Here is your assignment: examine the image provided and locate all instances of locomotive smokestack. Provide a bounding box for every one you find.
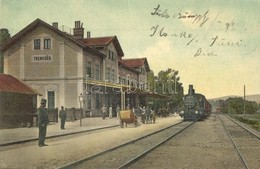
[188,85,194,95]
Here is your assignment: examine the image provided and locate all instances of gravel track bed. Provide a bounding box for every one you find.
[2,115,259,169]
[128,114,256,169]
[0,116,182,169]
[219,114,260,169]
[71,122,192,169]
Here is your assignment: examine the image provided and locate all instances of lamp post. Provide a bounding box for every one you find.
[127,74,130,108]
[127,74,130,93]
[78,93,83,127]
[86,74,89,114]
[127,74,130,85]
[121,85,124,110]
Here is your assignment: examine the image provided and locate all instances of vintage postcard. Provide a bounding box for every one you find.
[0,0,259,168]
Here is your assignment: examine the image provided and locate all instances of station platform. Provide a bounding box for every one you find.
[0,117,120,146]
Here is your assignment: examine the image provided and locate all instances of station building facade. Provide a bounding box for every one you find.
[1,19,152,116]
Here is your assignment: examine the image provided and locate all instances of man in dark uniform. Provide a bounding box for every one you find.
[59,106,67,129]
[38,99,49,147]
[145,106,151,124]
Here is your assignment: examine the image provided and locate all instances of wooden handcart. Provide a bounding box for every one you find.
[119,110,138,128]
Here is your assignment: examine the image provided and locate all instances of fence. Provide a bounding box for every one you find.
[65,108,83,122]
[48,108,58,123]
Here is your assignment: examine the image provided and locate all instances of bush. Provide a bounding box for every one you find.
[235,116,259,131]
[223,98,258,114]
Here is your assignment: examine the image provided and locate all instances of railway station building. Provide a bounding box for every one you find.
[1,19,161,117]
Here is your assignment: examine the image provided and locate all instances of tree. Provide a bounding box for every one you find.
[147,68,184,113]
[0,28,10,44]
[223,97,258,114]
[0,28,11,73]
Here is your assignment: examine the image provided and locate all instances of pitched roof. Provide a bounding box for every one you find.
[121,58,150,71]
[0,74,41,95]
[81,36,124,56]
[118,60,139,74]
[0,18,105,58]
[82,36,114,46]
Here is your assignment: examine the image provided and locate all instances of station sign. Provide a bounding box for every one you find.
[32,54,53,62]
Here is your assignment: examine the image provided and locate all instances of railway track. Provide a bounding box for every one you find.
[58,121,196,169]
[218,114,260,169]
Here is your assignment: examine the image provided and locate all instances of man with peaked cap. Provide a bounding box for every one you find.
[59,106,67,129]
[37,98,49,147]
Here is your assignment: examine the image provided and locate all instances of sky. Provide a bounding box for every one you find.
[0,0,259,99]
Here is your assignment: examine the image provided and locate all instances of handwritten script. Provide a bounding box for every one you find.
[149,4,247,57]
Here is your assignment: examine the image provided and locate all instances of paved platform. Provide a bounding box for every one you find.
[0,117,120,146]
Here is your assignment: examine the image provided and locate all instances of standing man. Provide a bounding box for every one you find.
[145,106,151,124]
[116,105,120,119]
[141,106,145,124]
[59,106,67,129]
[38,99,49,147]
[109,105,113,119]
[101,105,107,120]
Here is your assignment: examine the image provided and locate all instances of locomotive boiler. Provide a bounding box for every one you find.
[181,85,212,121]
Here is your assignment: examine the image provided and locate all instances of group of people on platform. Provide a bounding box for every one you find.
[37,98,171,147]
[133,106,156,124]
[100,104,171,123]
[100,104,122,120]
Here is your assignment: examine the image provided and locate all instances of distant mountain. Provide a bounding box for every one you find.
[209,95,239,101]
[246,94,260,103]
[210,94,260,103]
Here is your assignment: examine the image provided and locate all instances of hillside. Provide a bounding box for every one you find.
[246,94,260,103]
[210,94,260,103]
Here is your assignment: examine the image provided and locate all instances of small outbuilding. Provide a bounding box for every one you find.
[0,74,41,128]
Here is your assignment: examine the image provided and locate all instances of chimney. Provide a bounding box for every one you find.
[73,21,84,39]
[52,22,58,29]
[87,31,91,38]
[188,85,194,95]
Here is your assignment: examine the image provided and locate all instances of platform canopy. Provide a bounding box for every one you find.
[86,79,169,99]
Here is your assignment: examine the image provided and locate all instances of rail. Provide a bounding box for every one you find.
[58,121,196,169]
[218,114,250,169]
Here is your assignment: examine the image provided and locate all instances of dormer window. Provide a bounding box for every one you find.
[34,39,41,50]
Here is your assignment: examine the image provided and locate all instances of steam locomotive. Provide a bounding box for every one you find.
[180,85,212,121]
